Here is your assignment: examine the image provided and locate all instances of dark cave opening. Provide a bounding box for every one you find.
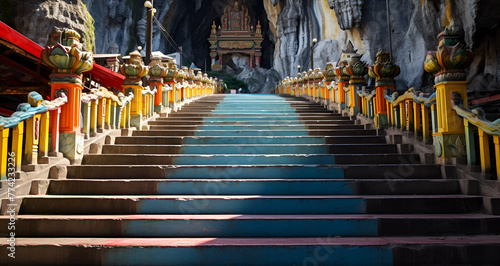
[162,0,274,70]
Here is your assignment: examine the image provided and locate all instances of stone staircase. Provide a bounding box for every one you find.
[1,94,500,265]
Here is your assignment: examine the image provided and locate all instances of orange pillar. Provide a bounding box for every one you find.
[50,74,84,162]
[338,81,347,110]
[151,81,163,113]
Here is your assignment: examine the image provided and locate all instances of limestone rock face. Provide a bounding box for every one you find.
[271,0,499,94]
[327,0,364,30]
[236,67,281,94]
[273,0,320,78]
[11,0,95,51]
[3,0,500,95]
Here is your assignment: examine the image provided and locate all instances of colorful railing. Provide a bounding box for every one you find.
[0,92,67,180]
[452,92,500,179]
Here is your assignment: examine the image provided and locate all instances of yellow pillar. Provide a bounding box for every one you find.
[433,81,468,159]
[12,123,24,172]
[478,129,491,173]
[494,136,500,180]
[0,128,11,180]
[399,103,406,129]
[38,112,50,159]
[421,104,430,142]
[405,100,414,131]
[90,100,98,136]
[435,81,468,134]
[413,102,421,135]
[24,114,41,165]
[105,98,112,129]
[98,98,106,130]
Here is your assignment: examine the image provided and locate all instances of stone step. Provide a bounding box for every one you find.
[147,124,362,131]
[3,214,499,238]
[114,136,387,145]
[148,119,355,125]
[101,144,398,155]
[65,164,443,180]
[82,153,419,166]
[17,195,483,215]
[156,116,350,121]
[2,236,500,265]
[131,129,377,137]
[168,113,339,117]
[42,179,461,196]
[183,106,329,110]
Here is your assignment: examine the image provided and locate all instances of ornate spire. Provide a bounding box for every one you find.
[119,50,149,85]
[369,51,401,86]
[342,41,358,54]
[148,56,167,80]
[323,62,336,82]
[344,54,368,84]
[424,26,474,84]
[41,28,93,81]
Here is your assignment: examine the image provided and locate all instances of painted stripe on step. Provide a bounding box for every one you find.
[193,130,310,137]
[122,218,378,237]
[137,198,366,214]
[156,180,355,195]
[182,136,326,145]
[172,155,335,165]
[163,166,345,179]
[102,245,393,265]
[178,145,330,154]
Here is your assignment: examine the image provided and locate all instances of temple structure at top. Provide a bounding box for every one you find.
[208,1,263,71]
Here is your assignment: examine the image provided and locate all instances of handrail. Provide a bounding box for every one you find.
[0,92,67,129]
[388,88,415,106]
[413,92,436,107]
[358,88,376,101]
[452,92,500,136]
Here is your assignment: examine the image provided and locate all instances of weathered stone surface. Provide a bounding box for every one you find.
[327,0,364,30]
[11,0,95,51]
[3,0,500,94]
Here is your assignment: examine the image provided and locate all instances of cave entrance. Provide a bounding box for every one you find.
[163,0,273,70]
[208,1,263,71]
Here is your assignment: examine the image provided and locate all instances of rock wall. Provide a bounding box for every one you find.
[5,0,95,51]
[268,0,500,95]
[2,0,499,95]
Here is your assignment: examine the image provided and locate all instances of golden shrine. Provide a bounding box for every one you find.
[209,1,263,71]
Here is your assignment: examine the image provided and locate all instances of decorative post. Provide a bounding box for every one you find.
[41,29,93,162]
[314,67,324,104]
[345,54,367,116]
[149,56,167,113]
[424,26,474,161]
[323,62,336,109]
[181,67,189,101]
[369,51,400,128]
[175,68,185,109]
[119,51,149,129]
[187,69,195,99]
[165,59,178,109]
[334,61,350,112]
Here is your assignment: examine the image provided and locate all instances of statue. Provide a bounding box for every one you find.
[222,14,228,30]
[211,21,217,35]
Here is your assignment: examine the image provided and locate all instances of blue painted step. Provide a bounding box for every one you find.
[83,154,337,165]
[115,136,328,145]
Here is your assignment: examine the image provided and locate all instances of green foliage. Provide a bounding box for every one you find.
[80,1,96,52]
[223,76,248,93]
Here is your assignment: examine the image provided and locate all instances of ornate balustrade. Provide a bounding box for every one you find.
[0,92,67,179]
[274,26,500,180]
[452,93,500,179]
